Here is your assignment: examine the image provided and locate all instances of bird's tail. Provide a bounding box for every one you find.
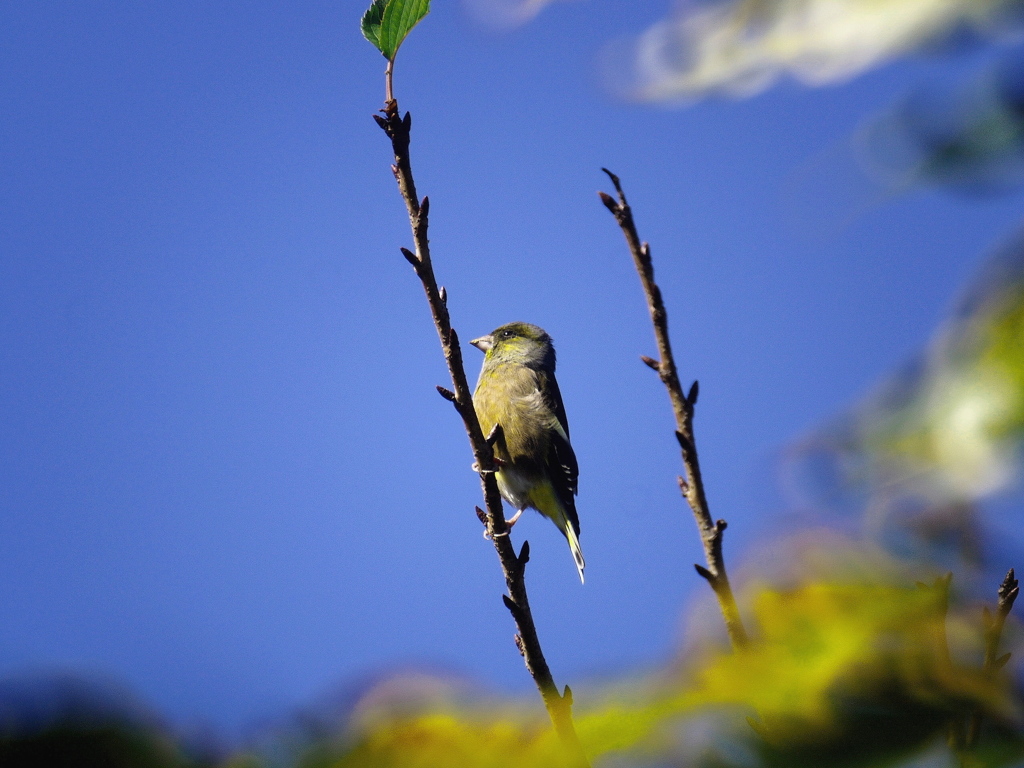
[563,520,585,585]
[529,480,586,583]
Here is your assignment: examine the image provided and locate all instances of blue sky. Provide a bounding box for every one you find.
[2,0,1024,740]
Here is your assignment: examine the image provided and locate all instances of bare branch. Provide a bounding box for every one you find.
[376,98,587,763]
[965,568,1019,747]
[599,168,748,649]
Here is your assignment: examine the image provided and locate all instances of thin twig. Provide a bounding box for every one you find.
[965,568,1019,747]
[374,99,588,764]
[598,168,748,649]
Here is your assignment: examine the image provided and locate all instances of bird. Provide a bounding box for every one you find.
[470,322,584,584]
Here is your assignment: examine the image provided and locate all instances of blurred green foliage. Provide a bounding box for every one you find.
[4,572,1021,768]
[865,257,1024,498]
[0,679,210,768]
[782,233,1024,578]
[860,54,1024,195]
[0,722,199,768]
[287,578,1023,768]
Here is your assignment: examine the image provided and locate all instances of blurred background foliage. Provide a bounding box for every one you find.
[782,228,1024,573]
[0,676,214,768]
[6,0,1024,765]
[8,571,1023,767]
[286,576,1024,767]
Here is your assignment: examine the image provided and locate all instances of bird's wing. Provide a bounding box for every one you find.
[543,370,571,441]
[537,370,580,535]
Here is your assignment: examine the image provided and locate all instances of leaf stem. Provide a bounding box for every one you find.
[385,58,394,105]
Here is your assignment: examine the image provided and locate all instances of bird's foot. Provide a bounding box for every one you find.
[471,457,505,474]
[483,508,523,540]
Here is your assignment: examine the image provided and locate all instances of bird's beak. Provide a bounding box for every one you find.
[470,334,493,352]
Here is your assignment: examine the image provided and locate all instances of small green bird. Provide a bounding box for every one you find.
[470,322,584,584]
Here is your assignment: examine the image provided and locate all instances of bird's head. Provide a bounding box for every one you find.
[471,322,555,370]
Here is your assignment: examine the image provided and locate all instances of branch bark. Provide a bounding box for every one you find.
[374,98,587,764]
[598,168,748,649]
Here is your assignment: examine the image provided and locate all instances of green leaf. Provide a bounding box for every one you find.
[378,0,430,60]
[361,0,389,55]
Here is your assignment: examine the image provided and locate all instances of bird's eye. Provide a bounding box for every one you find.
[501,330,513,339]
